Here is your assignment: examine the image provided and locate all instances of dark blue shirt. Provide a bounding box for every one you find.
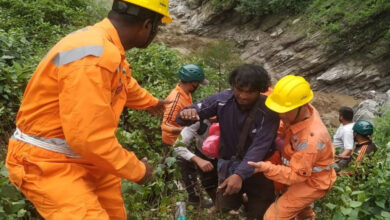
[177,90,279,180]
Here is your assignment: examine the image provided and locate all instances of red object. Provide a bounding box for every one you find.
[202,123,220,158]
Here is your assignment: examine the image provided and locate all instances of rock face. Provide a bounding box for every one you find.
[167,0,390,99]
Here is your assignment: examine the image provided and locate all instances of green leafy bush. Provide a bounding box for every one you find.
[236,0,312,17]
[0,0,108,147]
[307,0,390,53]
[0,1,108,218]
[315,106,390,220]
[117,42,239,218]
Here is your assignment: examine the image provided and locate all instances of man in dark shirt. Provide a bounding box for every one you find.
[177,64,279,219]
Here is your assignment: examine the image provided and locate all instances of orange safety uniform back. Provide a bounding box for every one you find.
[262,105,337,190]
[10,18,158,182]
[161,85,192,145]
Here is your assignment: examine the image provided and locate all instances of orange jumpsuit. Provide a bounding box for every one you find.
[260,105,337,220]
[161,84,192,145]
[6,18,158,220]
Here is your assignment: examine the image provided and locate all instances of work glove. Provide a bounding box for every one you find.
[137,158,154,185]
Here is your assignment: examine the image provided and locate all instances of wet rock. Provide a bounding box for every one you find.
[353,99,380,123]
[165,0,390,99]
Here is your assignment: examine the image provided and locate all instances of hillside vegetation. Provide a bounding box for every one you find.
[209,0,390,55]
[0,1,389,219]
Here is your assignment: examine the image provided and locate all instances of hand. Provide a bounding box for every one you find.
[248,161,266,173]
[137,157,153,185]
[218,174,242,196]
[192,156,214,172]
[146,99,172,116]
[179,108,200,121]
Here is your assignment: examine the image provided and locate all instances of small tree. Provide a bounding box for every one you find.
[191,40,242,94]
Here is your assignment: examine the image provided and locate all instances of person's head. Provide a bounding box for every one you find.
[265,75,313,125]
[353,120,373,141]
[229,64,271,110]
[108,0,171,50]
[338,106,354,124]
[178,64,208,93]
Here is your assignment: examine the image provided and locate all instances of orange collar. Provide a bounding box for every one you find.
[289,104,315,135]
[94,18,125,58]
[176,84,191,100]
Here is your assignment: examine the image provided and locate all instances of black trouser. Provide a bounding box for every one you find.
[177,149,218,202]
[216,172,275,219]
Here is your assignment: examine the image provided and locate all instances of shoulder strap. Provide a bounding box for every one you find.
[236,95,265,159]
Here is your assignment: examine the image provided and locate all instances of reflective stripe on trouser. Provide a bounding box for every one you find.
[6,139,126,220]
[264,182,327,220]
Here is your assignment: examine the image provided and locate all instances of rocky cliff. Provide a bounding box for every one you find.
[163,0,390,100]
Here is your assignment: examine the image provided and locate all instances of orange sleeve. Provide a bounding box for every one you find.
[125,76,158,109]
[58,64,145,182]
[263,142,318,185]
[161,94,183,133]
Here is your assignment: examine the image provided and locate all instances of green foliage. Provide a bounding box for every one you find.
[0,0,109,218]
[373,106,390,147]
[0,0,108,144]
[117,43,238,218]
[117,45,182,219]
[236,0,312,17]
[0,162,40,219]
[315,106,390,220]
[306,0,390,54]
[208,0,312,17]
[189,40,242,100]
[205,0,390,56]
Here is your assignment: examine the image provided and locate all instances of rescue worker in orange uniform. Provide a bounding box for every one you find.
[248,75,337,220]
[162,64,208,146]
[6,1,171,219]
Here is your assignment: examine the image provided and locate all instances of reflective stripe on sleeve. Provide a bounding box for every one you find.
[297,142,308,151]
[317,141,326,150]
[52,45,104,67]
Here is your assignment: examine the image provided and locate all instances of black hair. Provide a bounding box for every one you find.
[339,106,354,121]
[228,64,271,92]
[108,0,162,26]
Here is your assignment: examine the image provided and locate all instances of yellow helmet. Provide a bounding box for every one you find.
[121,0,172,24]
[265,75,313,113]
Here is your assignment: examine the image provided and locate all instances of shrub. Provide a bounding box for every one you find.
[315,106,390,220]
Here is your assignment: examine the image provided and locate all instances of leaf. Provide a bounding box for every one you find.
[333,186,345,193]
[375,200,386,209]
[0,166,8,177]
[165,157,176,167]
[345,186,352,194]
[349,200,362,208]
[326,203,337,210]
[341,206,352,215]
[350,190,364,196]
[381,211,390,218]
[16,209,27,217]
[1,55,14,60]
